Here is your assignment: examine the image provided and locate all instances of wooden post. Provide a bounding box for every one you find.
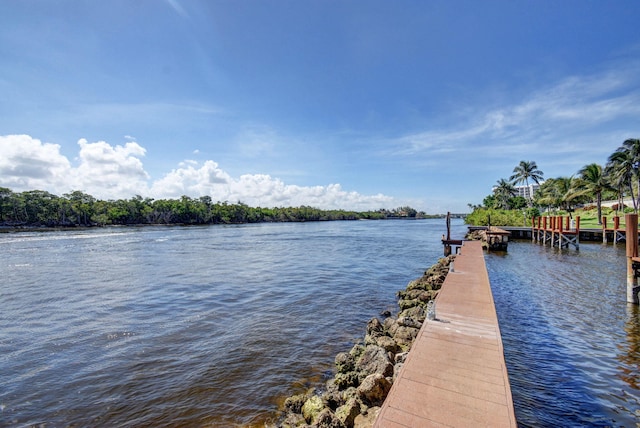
[443,212,452,256]
[603,216,608,243]
[614,216,621,244]
[537,216,542,242]
[626,213,639,304]
[558,216,564,248]
[531,217,536,242]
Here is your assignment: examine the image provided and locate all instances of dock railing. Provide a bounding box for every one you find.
[531,215,580,249]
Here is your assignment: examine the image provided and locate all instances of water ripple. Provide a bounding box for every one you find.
[487,241,639,427]
[0,220,461,427]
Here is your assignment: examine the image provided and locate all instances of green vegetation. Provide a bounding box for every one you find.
[0,188,432,228]
[465,208,537,227]
[467,138,640,227]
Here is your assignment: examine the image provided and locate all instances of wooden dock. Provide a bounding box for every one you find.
[532,215,580,249]
[374,240,516,428]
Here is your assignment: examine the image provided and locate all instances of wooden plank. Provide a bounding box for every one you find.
[374,240,516,428]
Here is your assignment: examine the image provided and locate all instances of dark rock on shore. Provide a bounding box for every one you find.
[271,254,455,428]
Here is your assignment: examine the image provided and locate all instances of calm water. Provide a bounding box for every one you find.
[1,220,639,427]
[487,240,640,428]
[0,220,461,427]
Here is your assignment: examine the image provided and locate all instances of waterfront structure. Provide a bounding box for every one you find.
[486,227,510,251]
[626,214,640,305]
[602,216,625,244]
[532,215,580,250]
[374,240,516,427]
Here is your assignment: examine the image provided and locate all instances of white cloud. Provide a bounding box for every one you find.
[392,65,640,158]
[0,134,395,210]
[150,161,395,210]
[149,160,231,200]
[0,134,71,191]
[73,139,150,199]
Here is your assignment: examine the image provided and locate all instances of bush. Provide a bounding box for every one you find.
[465,208,531,226]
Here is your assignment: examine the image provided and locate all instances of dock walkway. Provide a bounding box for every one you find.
[374,240,516,427]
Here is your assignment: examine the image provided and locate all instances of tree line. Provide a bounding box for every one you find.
[0,188,430,227]
[471,138,640,225]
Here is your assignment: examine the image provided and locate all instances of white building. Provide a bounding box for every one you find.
[515,182,543,199]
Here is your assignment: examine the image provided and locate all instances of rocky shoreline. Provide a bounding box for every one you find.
[271,254,456,428]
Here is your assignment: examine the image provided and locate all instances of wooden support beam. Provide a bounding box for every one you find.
[626,213,639,305]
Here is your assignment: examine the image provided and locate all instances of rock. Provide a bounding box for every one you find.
[397,289,431,301]
[326,378,339,394]
[313,408,344,428]
[284,393,308,414]
[397,316,422,329]
[383,317,398,336]
[335,352,355,374]
[355,346,393,380]
[353,406,380,428]
[280,412,307,428]
[357,373,391,406]
[374,335,398,354]
[398,298,422,311]
[398,305,427,322]
[392,326,420,351]
[365,318,384,337]
[363,334,377,347]
[392,325,419,342]
[335,398,362,428]
[322,387,344,411]
[276,255,455,428]
[302,395,326,424]
[349,344,365,360]
[334,371,359,390]
[342,386,358,403]
[394,352,408,364]
[393,362,404,381]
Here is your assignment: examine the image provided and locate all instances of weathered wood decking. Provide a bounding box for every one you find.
[374,240,516,428]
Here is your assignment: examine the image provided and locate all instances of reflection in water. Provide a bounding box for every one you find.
[2,222,639,426]
[0,220,466,427]
[487,241,640,427]
[621,304,640,391]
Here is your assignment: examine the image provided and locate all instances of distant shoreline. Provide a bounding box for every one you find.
[0,217,444,234]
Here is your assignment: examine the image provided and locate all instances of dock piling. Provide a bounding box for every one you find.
[626,213,640,305]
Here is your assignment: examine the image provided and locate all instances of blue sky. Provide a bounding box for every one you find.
[1,1,640,213]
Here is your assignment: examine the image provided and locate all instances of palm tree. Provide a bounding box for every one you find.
[623,138,640,210]
[535,177,581,212]
[493,178,517,210]
[577,163,610,224]
[607,142,638,212]
[510,160,544,206]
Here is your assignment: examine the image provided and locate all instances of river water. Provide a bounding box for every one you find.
[487,240,640,427]
[0,219,638,427]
